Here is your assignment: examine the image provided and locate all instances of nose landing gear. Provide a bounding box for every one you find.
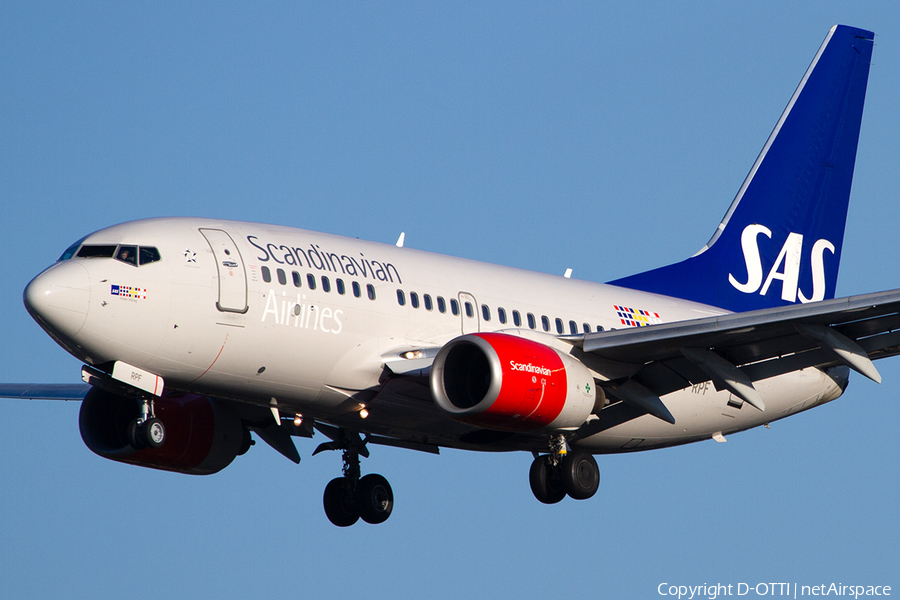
[127,397,166,450]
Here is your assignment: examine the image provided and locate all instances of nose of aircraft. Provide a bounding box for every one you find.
[23,261,91,340]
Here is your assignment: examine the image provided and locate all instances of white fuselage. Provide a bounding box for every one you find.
[28,217,847,454]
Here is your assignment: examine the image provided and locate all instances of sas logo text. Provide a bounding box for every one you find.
[728,224,834,303]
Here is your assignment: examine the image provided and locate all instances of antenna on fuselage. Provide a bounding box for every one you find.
[396,232,405,248]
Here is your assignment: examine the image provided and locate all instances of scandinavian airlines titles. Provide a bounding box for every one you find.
[261,289,344,335]
[509,361,553,377]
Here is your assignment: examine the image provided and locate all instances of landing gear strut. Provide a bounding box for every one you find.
[529,435,599,503]
[127,396,166,450]
[315,429,393,527]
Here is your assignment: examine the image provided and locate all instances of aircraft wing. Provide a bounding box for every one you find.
[0,384,90,400]
[574,289,900,416]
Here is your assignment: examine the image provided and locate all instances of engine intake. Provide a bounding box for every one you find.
[430,333,596,431]
[79,388,245,475]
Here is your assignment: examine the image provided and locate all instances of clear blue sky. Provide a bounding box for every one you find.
[2,3,898,598]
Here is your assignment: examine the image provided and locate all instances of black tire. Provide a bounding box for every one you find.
[144,418,166,449]
[323,478,359,527]
[357,474,393,524]
[561,451,600,500]
[127,419,148,450]
[529,455,566,504]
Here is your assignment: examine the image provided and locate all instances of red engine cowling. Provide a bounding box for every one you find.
[79,388,245,475]
[430,333,596,431]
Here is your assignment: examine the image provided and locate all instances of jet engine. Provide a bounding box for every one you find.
[79,387,246,475]
[430,333,596,431]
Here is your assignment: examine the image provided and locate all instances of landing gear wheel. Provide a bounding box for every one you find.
[529,455,566,504]
[317,429,396,526]
[127,419,148,450]
[561,451,600,500]
[323,477,359,527]
[144,418,166,448]
[357,474,393,524]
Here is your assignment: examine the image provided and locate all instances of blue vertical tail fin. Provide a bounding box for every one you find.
[608,25,874,312]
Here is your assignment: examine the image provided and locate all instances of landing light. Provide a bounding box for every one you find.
[293,415,303,426]
[402,350,425,360]
[359,409,369,419]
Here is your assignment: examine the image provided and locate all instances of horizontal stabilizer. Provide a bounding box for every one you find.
[0,383,89,401]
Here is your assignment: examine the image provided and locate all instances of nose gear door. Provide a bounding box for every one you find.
[200,228,248,314]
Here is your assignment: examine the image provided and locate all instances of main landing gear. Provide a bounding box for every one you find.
[314,429,393,527]
[127,396,166,450]
[529,436,599,504]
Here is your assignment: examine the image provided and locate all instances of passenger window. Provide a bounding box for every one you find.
[277,269,287,285]
[115,245,138,266]
[397,289,406,306]
[569,321,578,334]
[424,294,433,311]
[139,247,161,265]
[498,307,507,324]
[583,323,590,334]
[596,325,605,332]
[307,274,317,290]
[292,272,302,287]
[465,302,474,318]
[411,292,419,308]
[482,305,491,321]
[555,318,563,334]
[527,313,536,329]
[542,316,550,332]
[322,277,331,292]
[352,281,361,298]
[437,297,446,313]
[367,284,376,300]
[336,279,345,295]
[261,266,272,283]
[451,299,459,316]
[513,311,521,327]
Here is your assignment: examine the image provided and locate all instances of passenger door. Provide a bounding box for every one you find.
[458,292,479,334]
[200,228,248,314]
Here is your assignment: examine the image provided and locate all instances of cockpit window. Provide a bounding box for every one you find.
[115,245,138,266]
[76,245,117,258]
[58,237,87,262]
[68,243,161,266]
[139,246,161,265]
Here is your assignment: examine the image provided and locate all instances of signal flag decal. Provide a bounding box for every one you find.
[613,304,661,328]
